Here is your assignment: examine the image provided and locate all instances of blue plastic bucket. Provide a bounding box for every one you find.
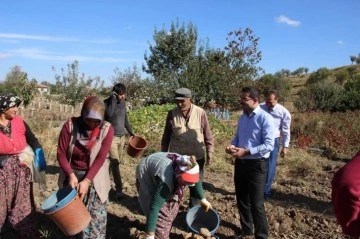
[185,205,220,235]
[41,186,91,236]
[41,186,76,213]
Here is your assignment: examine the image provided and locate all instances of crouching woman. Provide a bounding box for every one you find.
[136,152,212,239]
[57,96,114,238]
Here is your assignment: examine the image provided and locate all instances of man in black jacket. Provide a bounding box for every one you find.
[104,83,134,199]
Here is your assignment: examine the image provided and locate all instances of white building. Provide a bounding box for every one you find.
[36,83,50,95]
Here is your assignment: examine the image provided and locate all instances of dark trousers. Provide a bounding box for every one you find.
[234,158,269,239]
[189,158,205,208]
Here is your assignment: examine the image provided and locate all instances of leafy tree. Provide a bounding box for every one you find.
[341,74,360,110]
[49,81,62,95]
[224,28,263,81]
[258,73,291,101]
[2,65,37,107]
[188,28,263,106]
[181,46,226,104]
[110,64,143,100]
[278,69,291,77]
[52,60,104,107]
[347,66,358,78]
[40,81,50,86]
[350,56,357,65]
[334,69,349,86]
[304,67,309,75]
[292,67,307,77]
[312,83,342,111]
[306,67,330,85]
[0,83,5,92]
[142,22,263,107]
[143,20,197,90]
[294,82,342,112]
[356,57,360,65]
[294,88,315,112]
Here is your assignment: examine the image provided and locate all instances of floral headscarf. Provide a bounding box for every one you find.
[167,153,199,200]
[0,93,22,113]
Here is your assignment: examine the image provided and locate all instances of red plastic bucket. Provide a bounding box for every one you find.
[127,135,148,158]
[41,186,91,236]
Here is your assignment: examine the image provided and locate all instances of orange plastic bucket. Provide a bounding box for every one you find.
[127,135,148,158]
[41,186,91,236]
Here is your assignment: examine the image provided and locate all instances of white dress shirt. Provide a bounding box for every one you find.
[260,102,291,148]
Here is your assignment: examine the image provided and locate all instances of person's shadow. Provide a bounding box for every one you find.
[268,189,333,215]
[202,181,235,196]
[108,189,143,215]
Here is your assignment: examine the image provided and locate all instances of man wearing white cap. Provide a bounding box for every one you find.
[161,87,214,208]
[136,152,212,239]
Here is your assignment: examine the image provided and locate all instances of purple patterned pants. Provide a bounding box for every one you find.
[155,200,180,239]
[0,155,39,238]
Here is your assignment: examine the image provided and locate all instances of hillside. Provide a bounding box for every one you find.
[287,64,360,96]
[283,64,360,113]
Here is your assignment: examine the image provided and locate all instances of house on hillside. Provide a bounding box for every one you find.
[36,83,50,95]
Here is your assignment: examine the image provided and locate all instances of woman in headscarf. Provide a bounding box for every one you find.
[0,92,46,238]
[57,96,114,238]
[136,152,213,239]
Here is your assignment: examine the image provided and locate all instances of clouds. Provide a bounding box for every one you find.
[0,53,12,59]
[0,33,117,44]
[275,15,301,27]
[2,48,139,63]
[0,33,141,63]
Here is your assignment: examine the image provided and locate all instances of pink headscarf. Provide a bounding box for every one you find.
[81,96,105,151]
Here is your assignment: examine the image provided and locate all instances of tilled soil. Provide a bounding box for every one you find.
[27,151,351,239]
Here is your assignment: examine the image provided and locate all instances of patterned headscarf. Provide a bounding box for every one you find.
[0,93,22,113]
[167,153,199,200]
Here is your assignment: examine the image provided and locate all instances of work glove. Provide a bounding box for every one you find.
[200,198,212,212]
[35,148,47,171]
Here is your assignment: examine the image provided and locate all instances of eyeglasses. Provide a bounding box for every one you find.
[240,97,253,102]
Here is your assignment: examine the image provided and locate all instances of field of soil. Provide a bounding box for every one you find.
[20,148,350,239]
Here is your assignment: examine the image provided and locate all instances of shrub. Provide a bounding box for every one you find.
[291,111,360,159]
[341,74,360,110]
[128,104,235,159]
[305,67,330,85]
[294,82,343,112]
